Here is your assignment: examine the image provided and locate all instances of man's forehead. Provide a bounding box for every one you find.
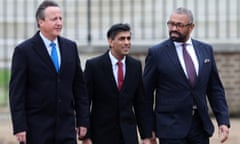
[169,13,189,22]
[116,31,131,36]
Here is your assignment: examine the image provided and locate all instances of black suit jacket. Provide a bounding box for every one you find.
[9,31,89,144]
[84,51,150,144]
[143,38,230,139]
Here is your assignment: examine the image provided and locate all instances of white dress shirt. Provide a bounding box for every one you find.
[109,51,126,86]
[39,32,61,67]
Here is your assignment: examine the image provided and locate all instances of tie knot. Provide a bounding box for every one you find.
[182,43,187,48]
[50,42,56,48]
[117,61,123,66]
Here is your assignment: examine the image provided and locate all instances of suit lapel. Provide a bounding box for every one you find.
[166,40,188,81]
[192,40,204,84]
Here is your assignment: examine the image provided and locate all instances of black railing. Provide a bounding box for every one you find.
[1,0,240,47]
[0,0,240,106]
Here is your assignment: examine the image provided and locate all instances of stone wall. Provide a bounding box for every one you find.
[215,52,240,116]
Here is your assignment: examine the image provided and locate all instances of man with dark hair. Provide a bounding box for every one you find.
[9,1,89,144]
[143,7,230,144]
[83,23,151,144]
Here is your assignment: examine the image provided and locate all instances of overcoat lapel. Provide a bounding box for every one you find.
[57,37,67,73]
[120,57,129,92]
[120,56,131,92]
[101,52,119,92]
[31,32,59,73]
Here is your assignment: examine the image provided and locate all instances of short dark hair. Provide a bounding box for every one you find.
[107,23,131,39]
[35,0,59,28]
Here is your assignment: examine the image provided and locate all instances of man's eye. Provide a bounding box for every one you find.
[177,23,184,27]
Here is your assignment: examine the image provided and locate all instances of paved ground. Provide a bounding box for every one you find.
[0,112,239,144]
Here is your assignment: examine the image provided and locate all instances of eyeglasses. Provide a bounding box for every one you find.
[167,21,192,28]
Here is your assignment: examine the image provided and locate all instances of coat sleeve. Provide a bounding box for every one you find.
[206,45,230,127]
[72,43,90,128]
[9,46,28,134]
[134,61,153,139]
[143,47,158,134]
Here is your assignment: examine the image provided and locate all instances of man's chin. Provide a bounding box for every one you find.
[170,36,178,41]
[170,36,183,42]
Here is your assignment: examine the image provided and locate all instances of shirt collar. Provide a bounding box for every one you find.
[173,38,193,47]
[39,32,58,47]
[108,51,126,66]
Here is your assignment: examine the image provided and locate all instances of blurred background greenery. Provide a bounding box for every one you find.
[0,69,10,108]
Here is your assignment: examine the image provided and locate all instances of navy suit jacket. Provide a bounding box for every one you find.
[143,38,230,139]
[84,51,150,144]
[9,31,89,144]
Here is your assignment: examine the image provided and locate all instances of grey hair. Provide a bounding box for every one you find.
[173,7,194,23]
[35,0,59,28]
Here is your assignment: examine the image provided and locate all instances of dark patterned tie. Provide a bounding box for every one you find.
[182,43,197,87]
[117,61,124,91]
[50,42,59,72]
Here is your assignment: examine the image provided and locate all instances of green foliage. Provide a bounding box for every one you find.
[0,69,10,87]
[0,69,10,106]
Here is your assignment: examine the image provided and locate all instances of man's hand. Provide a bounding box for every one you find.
[15,131,26,144]
[77,127,87,140]
[150,131,157,144]
[141,138,151,144]
[218,125,229,143]
[82,138,92,144]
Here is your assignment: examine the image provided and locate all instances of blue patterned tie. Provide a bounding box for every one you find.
[182,43,196,87]
[50,42,59,72]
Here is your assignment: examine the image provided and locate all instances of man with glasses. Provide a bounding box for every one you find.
[143,7,230,144]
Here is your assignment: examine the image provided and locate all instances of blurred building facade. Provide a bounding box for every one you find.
[0,0,240,115]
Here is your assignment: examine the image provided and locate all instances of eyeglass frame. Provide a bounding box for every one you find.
[167,21,193,29]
